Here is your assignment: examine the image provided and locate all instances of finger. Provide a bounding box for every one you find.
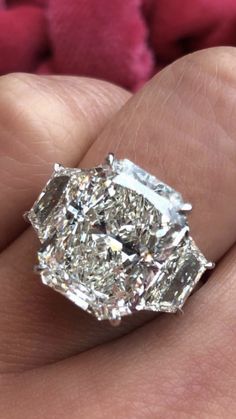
[4,245,235,419]
[0,73,130,250]
[82,47,236,262]
[1,47,236,371]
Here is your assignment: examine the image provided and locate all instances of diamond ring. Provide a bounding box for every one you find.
[26,154,214,326]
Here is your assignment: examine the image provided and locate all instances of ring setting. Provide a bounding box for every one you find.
[26,154,214,326]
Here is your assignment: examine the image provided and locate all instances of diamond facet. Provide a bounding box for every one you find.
[27,157,212,322]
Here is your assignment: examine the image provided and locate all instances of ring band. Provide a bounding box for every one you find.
[26,154,214,326]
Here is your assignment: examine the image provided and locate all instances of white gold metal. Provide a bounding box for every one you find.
[26,154,214,325]
[54,163,64,172]
[23,211,30,222]
[106,152,115,167]
[180,203,193,212]
[205,261,215,269]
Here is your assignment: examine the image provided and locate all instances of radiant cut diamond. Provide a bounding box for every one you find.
[27,156,213,324]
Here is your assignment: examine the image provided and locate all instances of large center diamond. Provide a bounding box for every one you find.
[28,157,209,323]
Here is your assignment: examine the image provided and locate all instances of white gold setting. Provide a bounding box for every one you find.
[26,154,214,325]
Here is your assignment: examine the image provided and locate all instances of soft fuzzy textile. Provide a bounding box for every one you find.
[48,0,153,89]
[1,0,236,90]
[0,6,48,73]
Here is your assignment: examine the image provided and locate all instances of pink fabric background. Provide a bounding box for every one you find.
[1,0,236,90]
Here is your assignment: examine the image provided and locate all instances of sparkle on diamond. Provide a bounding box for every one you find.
[28,158,208,321]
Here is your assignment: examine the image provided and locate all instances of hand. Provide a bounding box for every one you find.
[0,47,236,419]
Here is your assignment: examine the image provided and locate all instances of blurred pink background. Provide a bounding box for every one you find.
[1,0,236,90]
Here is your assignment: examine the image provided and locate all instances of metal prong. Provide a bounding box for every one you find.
[54,163,64,172]
[106,153,114,167]
[23,211,30,222]
[172,225,189,247]
[177,307,184,315]
[180,203,192,212]
[34,265,44,274]
[109,316,121,327]
[205,261,215,270]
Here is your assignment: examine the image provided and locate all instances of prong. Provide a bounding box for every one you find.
[109,318,121,327]
[106,153,115,167]
[23,211,30,222]
[34,265,44,274]
[172,225,189,246]
[177,307,184,315]
[54,163,64,172]
[205,261,215,270]
[180,203,192,212]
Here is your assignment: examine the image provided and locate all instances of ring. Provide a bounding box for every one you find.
[26,154,214,326]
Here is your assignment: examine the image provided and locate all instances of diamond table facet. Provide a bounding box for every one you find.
[27,156,213,323]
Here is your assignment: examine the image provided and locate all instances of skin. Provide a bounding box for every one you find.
[0,46,236,418]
